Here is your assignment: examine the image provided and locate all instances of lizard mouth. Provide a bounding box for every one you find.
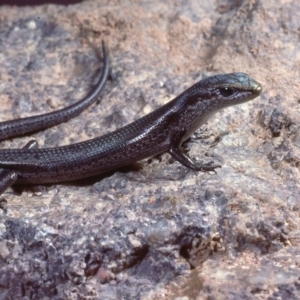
[253,82,262,95]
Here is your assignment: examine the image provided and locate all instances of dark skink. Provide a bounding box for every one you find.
[0,64,262,194]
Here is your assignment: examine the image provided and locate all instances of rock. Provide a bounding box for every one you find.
[0,0,299,299]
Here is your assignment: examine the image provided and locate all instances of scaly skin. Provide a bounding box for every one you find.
[0,72,261,190]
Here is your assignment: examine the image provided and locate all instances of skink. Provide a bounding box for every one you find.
[0,50,262,195]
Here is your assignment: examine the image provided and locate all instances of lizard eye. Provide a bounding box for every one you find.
[219,87,234,97]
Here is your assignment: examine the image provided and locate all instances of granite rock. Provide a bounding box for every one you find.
[0,0,299,299]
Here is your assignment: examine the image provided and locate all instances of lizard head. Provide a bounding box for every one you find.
[198,72,262,106]
[178,72,262,141]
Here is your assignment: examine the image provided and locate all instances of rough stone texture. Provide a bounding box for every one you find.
[0,0,299,299]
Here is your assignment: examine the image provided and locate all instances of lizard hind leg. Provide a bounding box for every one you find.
[0,139,38,195]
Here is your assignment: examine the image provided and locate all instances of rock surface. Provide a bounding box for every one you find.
[0,0,299,299]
